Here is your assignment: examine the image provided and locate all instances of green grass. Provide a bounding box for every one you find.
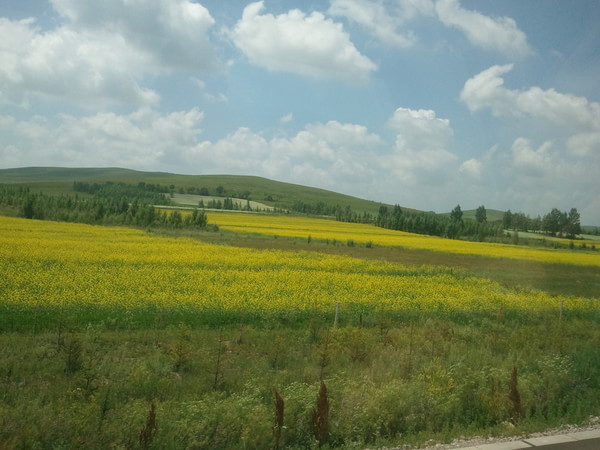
[1,314,599,449]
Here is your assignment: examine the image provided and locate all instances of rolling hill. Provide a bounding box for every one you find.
[0,167,398,215]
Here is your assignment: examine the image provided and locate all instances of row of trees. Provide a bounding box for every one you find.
[329,202,584,242]
[201,198,252,211]
[75,181,255,202]
[1,184,208,230]
[372,204,504,241]
[177,184,252,200]
[503,208,581,238]
[2,180,585,242]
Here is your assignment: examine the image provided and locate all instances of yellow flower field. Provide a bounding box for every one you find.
[207,212,600,267]
[1,216,595,321]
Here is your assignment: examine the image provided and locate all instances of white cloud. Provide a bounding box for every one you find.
[193,78,228,103]
[0,18,159,107]
[459,158,482,179]
[0,0,219,108]
[384,107,457,184]
[510,137,555,177]
[280,113,293,123]
[460,65,600,221]
[269,120,384,187]
[328,0,434,48]
[0,108,204,169]
[435,0,531,58]
[459,64,516,116]
[230,1,377,82]
[49,0,218,73]
[461,64,600,132]
[188,127,273,173]
[388,107,453,149]
[567,132,600,157]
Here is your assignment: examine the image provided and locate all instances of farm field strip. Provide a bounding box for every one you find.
[1,216,596,325]
[207,212,600,267]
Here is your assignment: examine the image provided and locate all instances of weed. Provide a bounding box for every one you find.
[168,339,192,373]
[274,390,285,450]
[64,336,83,375]
[312,380,329,446]
[139,401,157,450]
[508,366,523,422]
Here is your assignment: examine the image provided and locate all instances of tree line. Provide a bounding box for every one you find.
[371,204,505,241]
[503,208,581,239]
[0,183,208,230]
[289,200,504,240]
[332,202,584,242]
[0,181,586,242]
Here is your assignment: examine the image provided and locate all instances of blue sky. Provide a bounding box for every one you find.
[1,1,599,224]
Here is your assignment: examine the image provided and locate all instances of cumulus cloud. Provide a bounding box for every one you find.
[0,18,159,107]
[0,108,204,169]
[0,109,383,191]
[461,64,600,132]
[389,107,453,149]
[567,132,600,157]
[384,107,457,184]
[0,0,219,108]
[460,65,599,221]
[435,0,531,58]
[230,1,377,82]
[328,0,434,48]
[49,0,218,73]
[510,138,555,177]
[279,113,293,123]
[459,158,482,179]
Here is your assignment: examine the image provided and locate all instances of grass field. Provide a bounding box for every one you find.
[2,214,599,449]
[169,193,274,211]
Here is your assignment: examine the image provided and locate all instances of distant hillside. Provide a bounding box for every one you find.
[0,167,396,215]
[440,207,505,222]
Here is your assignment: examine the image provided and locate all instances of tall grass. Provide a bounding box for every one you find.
[1,318,599,449]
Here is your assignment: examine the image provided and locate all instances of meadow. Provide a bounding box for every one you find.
[1,215,600,449]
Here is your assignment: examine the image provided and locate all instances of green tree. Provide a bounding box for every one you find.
[475,205,487,223]
[450,204,463,223]
[502,210,512,229]
[22,195,35,219]
[512,212,530,232]
[543,208,566,236]
[564,208,581,239]
[186,209,207,228]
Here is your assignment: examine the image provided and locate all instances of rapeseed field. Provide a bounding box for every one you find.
[1,216,596,332]
[207,212,600,267]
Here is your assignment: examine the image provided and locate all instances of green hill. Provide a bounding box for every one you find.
[440,207,505,222]
[0,167,395,215]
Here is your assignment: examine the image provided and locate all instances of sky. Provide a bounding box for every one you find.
[1,1,599,224]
